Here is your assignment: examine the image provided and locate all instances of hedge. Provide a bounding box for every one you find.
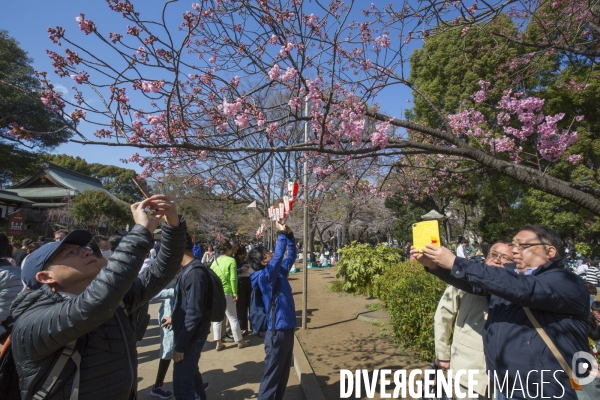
[373,260,447,361]
[335,242,447,361]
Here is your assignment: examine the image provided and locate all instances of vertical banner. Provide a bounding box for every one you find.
[287,181,299,198]
[279,203,285,219]
[275,207,281,221]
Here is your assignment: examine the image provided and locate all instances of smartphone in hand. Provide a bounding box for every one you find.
[412,220,441,252]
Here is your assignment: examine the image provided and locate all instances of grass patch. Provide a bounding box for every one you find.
[326,279,346,293]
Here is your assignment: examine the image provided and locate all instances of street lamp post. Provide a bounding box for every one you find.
[302,96,309,330]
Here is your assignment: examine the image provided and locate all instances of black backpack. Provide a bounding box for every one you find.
[0,318,19,399]
[129,302,151,341]
[180,260,226,322]
[248,278,280,334]
[0,317,81,400]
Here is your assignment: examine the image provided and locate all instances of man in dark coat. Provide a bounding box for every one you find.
[413,225,592,400]
[171,234,212,400]
[10,195,186,399]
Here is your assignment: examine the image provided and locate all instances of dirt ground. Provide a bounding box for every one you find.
[288,267,428,400]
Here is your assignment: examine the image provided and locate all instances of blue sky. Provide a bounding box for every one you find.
[1,1,417,173]
[1,1,148,171]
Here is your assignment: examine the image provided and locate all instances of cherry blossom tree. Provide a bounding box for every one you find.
[11,0,600,215]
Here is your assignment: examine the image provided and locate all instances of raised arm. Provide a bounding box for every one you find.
[122,215,186,315]
[451,257,588,315]
[264,234,287,285]
[280,234,297,275]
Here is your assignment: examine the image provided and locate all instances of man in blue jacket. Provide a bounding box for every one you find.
[248,223,297,400]
[413,225,591,400]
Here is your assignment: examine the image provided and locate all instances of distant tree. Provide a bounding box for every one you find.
[88,164,144,203]
[71,190,132,233]
[42,154,91,175]
[0,30,71,187]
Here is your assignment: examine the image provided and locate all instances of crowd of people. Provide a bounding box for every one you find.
[0,195,298,400]
[413,225,600,400]
[3,198,600,400]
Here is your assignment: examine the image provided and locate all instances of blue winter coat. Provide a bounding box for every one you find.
[429,257,590,400]
[250,233,297,331]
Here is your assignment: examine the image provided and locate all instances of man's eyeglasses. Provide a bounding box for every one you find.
[510,243,548,251]
[487,251,513,263]
[60,246,92,258]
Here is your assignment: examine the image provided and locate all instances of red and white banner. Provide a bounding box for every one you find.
[287,181,299,198]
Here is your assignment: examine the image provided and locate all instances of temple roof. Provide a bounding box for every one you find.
[0,189,34,204]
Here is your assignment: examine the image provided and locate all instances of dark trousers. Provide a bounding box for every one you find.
[236,277,252,331]
[173,336,208,400]
[258,329,294,400]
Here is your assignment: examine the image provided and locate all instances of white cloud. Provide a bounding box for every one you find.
[53,84,69,96]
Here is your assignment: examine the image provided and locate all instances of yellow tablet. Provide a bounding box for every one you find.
[412,220,441,252]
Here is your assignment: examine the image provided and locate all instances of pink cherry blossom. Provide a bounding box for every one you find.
[230,76,241,87]
[70,109,86,123]
[221,98,242,117]
[75,15,96,35]
[374,34,391,51]
[139,80,165,93]
[371,121,390,149]
[235,113,249,128]
[268,64,281,80]
[70,71,89,84]
[280,67,297,82]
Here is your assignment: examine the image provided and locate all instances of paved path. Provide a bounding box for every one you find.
[137,301,305,400]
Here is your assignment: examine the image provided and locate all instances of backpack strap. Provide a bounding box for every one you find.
[32,340,81,400]
[523,307,582,391]
[177,261,210,312]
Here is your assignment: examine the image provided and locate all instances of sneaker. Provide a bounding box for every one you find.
[150,384,173,399]
[238,341,249,349]
[221,334,235,343]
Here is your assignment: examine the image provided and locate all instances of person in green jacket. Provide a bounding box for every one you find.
[211,238,248,350]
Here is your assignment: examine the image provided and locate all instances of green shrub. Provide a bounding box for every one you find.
[327,279,345,293]
[373,261,447,361]
[575,242,592,257]
[336,242,403,296]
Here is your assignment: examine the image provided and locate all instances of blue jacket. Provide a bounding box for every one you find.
[251,233,297,331]
[430,258,590,400]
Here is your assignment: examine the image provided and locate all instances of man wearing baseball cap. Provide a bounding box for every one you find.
[9,195,186,399]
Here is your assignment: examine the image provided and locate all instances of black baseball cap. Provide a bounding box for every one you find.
[21,229,92,290]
